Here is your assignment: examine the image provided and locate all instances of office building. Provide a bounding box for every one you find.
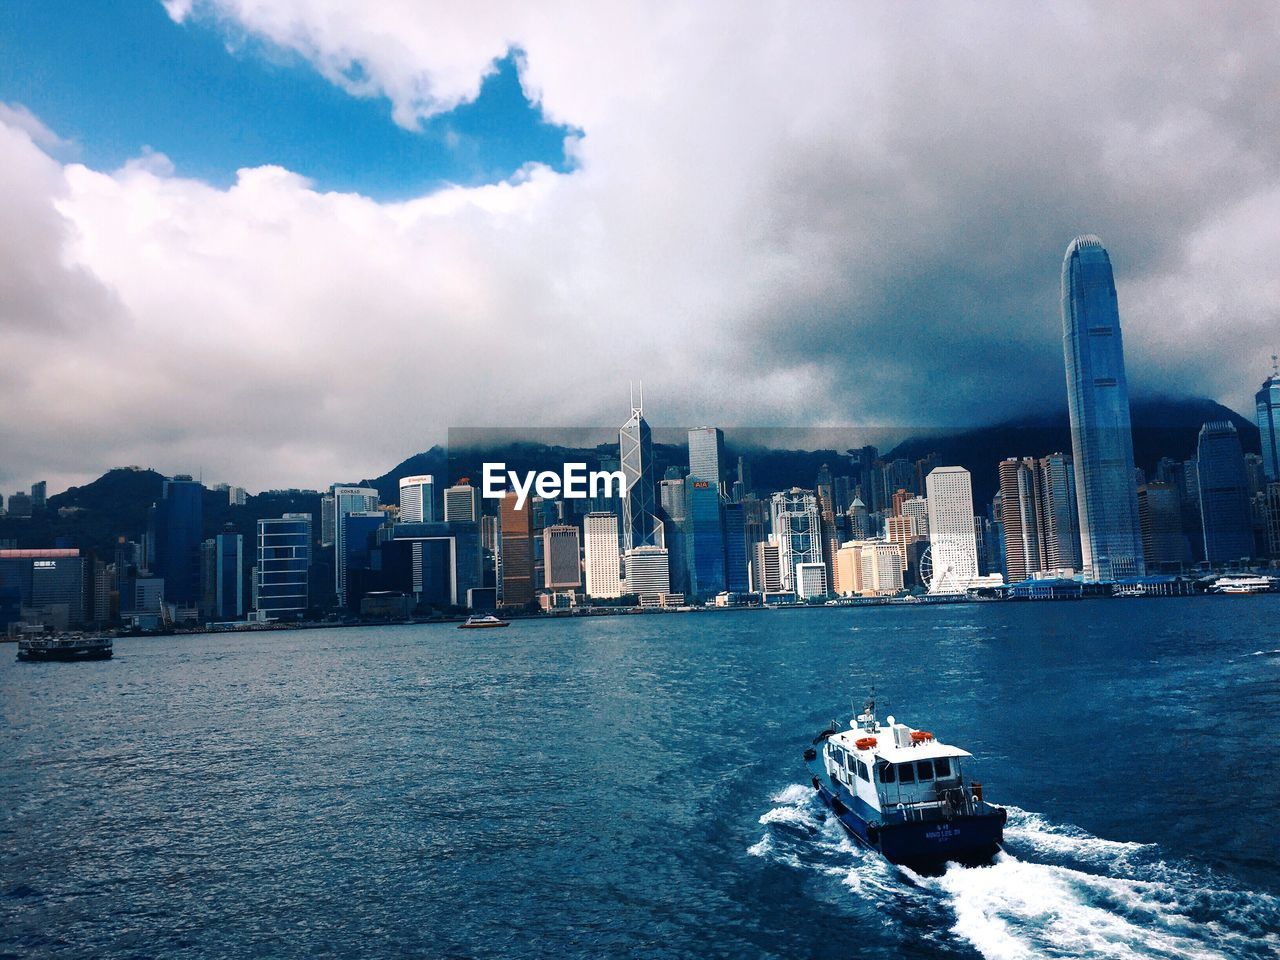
[498,492,534,607]
[833,542,863,596]
[340,511,386,608]
[332,486,380,606]
[228,486,247,507]
[751,541,782,593]
[659,478,686,523]
[685,477,725,599]
[769,489,821,592]
[623,545,671,597]
[1196,421,1254,564]
[153,475,204,605]
[583,512,622,599]
[1037,452,1081,571]
[619,390,662,552]
[256,514,311,621]
[998,458,1042,584]
[0,548,86,630]
[924,467,979,594]
[795,561,829,599]
[31,481,46,509]
[543,525,582,591]
[320,493,336,546]
[1257,360,1280,481]
[1060,235,1146,580]
[443,481,481,522]
[722,501,750,593]
[398,475,436,524]
[688,427,726,495]
[213,532,244,620]
[1136,483,1186,570]
[901,497,929,539]
[859,540,905,597]
[6,492,32,518]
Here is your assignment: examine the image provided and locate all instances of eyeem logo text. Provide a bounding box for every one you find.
[482,462,625,510]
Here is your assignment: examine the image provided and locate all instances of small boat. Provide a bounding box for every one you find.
[1215,576,1273,595]
[804,696,1005,868]
[17,635,113,662]
[457,614,511,629]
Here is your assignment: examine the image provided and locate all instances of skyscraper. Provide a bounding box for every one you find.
[542,525,582,591]
[684,478,725,600]
[998,458,1042,584]
[1196,421,1253,564]
[443,481,480,522]
[619,390,662,552]
[688,427,726,494]
[256,513,311,621]
[622,545,671,597]
[1060,235,1146,581]
[924,467,979,594]
[153,475,204,605]
[1036,452,1081,571]
[332,485,380,606]
[1257,358,1280,482]
[398,475,436,523]
[583,512,622,599]
[30,481,46,509]
[498,492,534,607]
[213,531,244,620]
[768,489,822,593]
[722,501,750,593]
[1136,483,1186,570]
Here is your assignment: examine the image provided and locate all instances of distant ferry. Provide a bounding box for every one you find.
[805,698,1005,867]
[17,635,113,662]
[1215,576,1273,595]
[458,614,511,629]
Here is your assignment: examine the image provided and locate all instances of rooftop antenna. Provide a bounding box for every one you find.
[1272,353,1278,377]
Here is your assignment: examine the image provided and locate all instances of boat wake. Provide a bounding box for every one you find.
[750,784,1279,959]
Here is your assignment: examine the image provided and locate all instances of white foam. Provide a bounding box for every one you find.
[758,805,818,830]
[770,783,815,805]
[747,835,772,858]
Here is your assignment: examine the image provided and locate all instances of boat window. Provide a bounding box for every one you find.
[917,760,934,781]
[856,759,870,782]
[877,761,894,783]
[898,763,915,784]
[934,757,951,778]
[845,753,856,771]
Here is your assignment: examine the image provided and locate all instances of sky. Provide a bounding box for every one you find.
[1,2,1278,495]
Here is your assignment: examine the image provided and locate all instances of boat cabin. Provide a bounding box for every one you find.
[823,710,982,823]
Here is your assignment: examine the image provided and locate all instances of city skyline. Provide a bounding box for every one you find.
[4,4,1280,493]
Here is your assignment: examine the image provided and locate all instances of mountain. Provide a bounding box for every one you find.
[884,396,1258,504]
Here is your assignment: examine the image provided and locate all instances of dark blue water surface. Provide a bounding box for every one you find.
[3,598,1279,959]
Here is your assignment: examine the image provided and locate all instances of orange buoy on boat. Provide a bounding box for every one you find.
[910,730,934,743]
[855,736,877,750]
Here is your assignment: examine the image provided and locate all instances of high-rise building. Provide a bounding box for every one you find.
[543,525,582,591]
[320,494,336,547]
[213,531,244,620]
[685,478,725,600]
[498,492,534,607]
[619,391,661,552]
[1036,452,1081,571]
[1196,421,1254,564]
[340,511,386,608]
[30,481,46,509]
[6,492,32,518]
[924,467,978,594]
[443,481,481,522]
[583,512,622,599]
[795,562,829,599]
[884,514,917,574]
[1060,235,1145,581]
[1264,483,1280,559]
[398,475,436,524]
[722,501,750,593]
[834,542,863,596]
[1137,483,1186,570]
[153,475,204,605]
[901,497,929,539]
[622,545,671,597]
[859,540,904,597]
[1257,359,1280,482]
[332,486,380,606]
[228,486,247,507]
[659,478,687,522]
[998,458,1042,584]
[751,541,782,593]
[768,489,821,593]
[688,427,726,495]
[256,514,311,621]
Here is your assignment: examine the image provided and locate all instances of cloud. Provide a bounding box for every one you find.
[2,3,1279,496]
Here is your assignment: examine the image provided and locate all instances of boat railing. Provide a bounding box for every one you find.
[881,785,990,822]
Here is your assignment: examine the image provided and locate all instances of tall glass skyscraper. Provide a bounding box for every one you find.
[619,391,661,552]
[153,475,204,605]
[688,427,726,495]
[1060,235,1145,581]
[684,478,725,599]
[1196,421,1253,564]
[1257,360,1280,482]
[256,514,311,621]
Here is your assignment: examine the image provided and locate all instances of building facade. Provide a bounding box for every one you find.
[1256,364,1280,482]
[1060,235,1146,580]
[768,489,821,593]
[1196,421,1254,564]
[398,475,436,524]
[924,467,979,594]
[256,514,311,621]
[583,512,622,599]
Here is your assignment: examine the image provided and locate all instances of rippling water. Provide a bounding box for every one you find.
[3,598,1278,958]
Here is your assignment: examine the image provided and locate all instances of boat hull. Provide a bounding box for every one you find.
[811,777,1004,868]
[457,622,511,629]
[17,644,113,662]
